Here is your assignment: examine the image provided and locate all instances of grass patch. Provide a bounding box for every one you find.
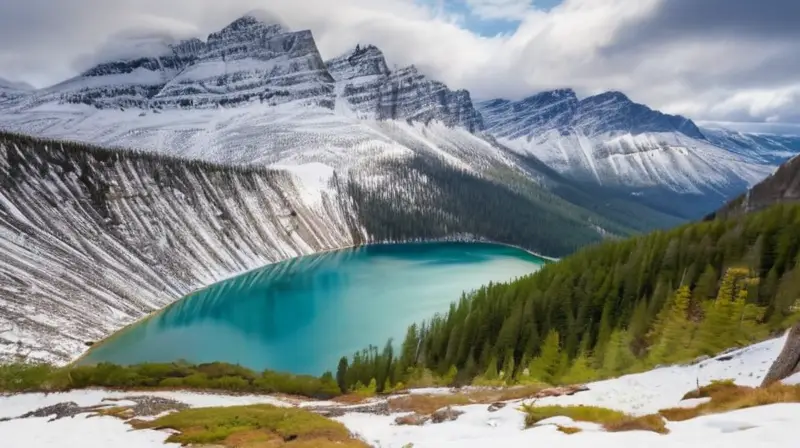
[660,382,800,421]
[133,404,369,447]
[522,404,668,434]
[605,414,669,434]
[681,379,738,400]
[556,425,583,434]
[0,362,341,399]
[466,384,548,403]
[388,394,472,414]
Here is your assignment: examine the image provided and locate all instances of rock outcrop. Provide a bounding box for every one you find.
[327,45,484,132]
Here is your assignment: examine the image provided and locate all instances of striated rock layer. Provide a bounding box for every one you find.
[326,45,484,132]
[0,133,364,363]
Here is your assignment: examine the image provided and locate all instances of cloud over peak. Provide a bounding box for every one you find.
[0,0,797,127]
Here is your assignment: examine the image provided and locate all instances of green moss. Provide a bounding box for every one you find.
[522,404,627,427]
[135,404,365,446]
[0,361,341,399]
[521,404,669,434]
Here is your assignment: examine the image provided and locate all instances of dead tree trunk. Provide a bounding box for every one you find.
[761,323,800,387]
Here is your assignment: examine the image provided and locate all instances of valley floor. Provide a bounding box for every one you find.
[1,335,798,447]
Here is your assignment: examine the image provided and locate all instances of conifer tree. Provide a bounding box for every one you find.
[528,329,561,384]
[560,352,597,385]
[647,286,693,365]
[336,357,349,393]
[601,330,636,375]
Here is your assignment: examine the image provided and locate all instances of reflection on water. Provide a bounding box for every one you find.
[82,243,544,375]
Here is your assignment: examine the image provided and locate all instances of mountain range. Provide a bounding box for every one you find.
[2,13,800,363]
[1,13,798,223]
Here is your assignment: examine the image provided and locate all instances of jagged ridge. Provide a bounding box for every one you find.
[327,45,484,131]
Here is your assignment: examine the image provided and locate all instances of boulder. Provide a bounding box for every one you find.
[534,385,589,398]
[762,324,800,386]
[487,402,507,412]
[431,407,464,424]
[395,414,429,426]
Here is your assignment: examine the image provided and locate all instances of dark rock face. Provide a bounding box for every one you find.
[327,46,484,132]
[478,88,704,140]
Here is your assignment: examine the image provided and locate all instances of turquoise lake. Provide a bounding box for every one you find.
[82,242,545,375]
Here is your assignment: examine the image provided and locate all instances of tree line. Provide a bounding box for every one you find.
[335,203,800,393]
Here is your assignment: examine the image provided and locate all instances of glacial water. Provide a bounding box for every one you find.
[81,242,545,375]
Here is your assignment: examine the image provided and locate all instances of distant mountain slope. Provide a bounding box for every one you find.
[710,153,800,219]
[477,90,791,218]
[0,78,33,102]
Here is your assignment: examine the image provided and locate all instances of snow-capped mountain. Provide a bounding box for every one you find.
[477,89,794,217]
[21,15,334,111]
[326,45,483,131]
[0,12,794,227]
[153,16,334,108]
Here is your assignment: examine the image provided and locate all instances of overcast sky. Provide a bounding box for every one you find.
[0,0,798,130]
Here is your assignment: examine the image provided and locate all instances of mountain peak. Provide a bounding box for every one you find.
[219,11,288,35]
[326,44,390,82]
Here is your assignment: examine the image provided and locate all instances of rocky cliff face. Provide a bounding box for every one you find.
[327,46,484,132]
[154,16,334,108]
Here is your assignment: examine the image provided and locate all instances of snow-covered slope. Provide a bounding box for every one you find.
[1,131,629,363]
[326,45,483,131]
[1,335,797,448]
[477,90,790,216]
[0,135,362,363]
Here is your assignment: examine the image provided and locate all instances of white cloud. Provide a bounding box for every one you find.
[465,0,534,20]
[0,0,798,126]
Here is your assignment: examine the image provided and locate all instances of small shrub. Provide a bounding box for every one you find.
[556,425,583,434]
[213,376,249,391]
[158,377,184,388]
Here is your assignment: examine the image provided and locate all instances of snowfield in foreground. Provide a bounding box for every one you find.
[1,335,797,447]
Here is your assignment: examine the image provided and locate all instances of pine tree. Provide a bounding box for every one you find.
[602,330,636,375]
[336,356,349,393]
[528,329,561,384]
[647,286,693,365]
[560,352,597,385]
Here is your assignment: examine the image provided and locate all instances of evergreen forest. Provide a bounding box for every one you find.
[335,203,800,394]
